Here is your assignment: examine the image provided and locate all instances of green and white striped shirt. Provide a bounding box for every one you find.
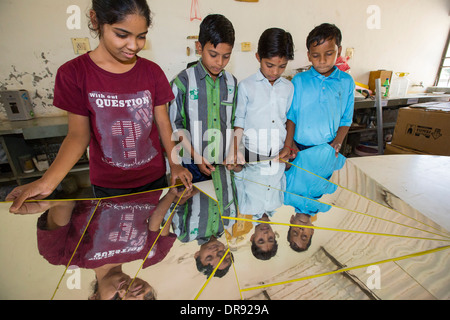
[169,60,238,164]
[168,166,237,244]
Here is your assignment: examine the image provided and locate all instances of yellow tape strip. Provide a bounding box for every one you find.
[241,245,450,292]
[51,199,101,300]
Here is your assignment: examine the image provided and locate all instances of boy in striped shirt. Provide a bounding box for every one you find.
[169,14,238,182]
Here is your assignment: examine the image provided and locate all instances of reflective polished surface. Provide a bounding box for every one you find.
[0,145,449,300]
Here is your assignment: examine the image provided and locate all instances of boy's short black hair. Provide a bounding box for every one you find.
[251,240,278,260]
[195,253,234,278]
[306,23,342,50]
[198,14,235,48]
[287,227,312,252]
[258,28,294,60]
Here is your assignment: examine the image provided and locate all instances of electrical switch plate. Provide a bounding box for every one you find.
[345,47,354,59]
[241,42,251,52]
[71,38,91,55]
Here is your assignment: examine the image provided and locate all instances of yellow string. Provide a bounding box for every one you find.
[232,172,450,240]
[124,187,188,298]
[280,158,450,237]
[220,216,450,242]
[51,199,101,300]
[240,245,450,292]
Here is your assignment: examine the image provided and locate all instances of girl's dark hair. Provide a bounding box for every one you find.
[306,23,342,50]
[89,0,152,37]
[198,14,235,48]
[257,28,294,60]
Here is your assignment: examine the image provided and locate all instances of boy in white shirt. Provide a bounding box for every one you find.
[228,28,295,165]
[228,28,295,260]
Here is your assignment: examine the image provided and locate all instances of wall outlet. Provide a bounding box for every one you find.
[241,42,251,52]
[345,47,354,59]
[71,38,90,55]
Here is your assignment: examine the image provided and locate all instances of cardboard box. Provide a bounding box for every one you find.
[368,70,392,93]
[384,143,428,155]
[391,102,450,156]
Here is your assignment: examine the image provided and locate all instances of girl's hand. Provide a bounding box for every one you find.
[170,164,193,189]
[6,179,54,214]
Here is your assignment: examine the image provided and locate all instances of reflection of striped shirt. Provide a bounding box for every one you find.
[168,166,237,244]
[169,60,238,164]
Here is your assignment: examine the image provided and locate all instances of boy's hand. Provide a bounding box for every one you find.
[330,140,342,157]
[225,149,245,165]
[290,144,300,160]
[225,163,243,172]
[280,144,299,161]
[197,157,215,176]
[224,148,245,172]
[277,146,292,162]
[168,185,198,205]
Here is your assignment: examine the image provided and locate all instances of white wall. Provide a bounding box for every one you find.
[0,0,449,119]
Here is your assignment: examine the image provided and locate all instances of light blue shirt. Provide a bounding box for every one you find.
[287,66,355,146]
[234,70,294,156]
[284,144,346,216]
[234,161,285,220]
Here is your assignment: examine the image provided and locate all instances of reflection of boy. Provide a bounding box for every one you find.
[250,214,278,260]
[285,23,354,157]
[287,213,314,252]
[284,144,346,252]
[284,144,346,215]
[168,166,237,278]
[169,166,237,244]
[194,236,233,278]
[170,14,237,182]
[234,162,283,260]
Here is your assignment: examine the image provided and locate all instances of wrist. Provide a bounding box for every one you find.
[284,145,295,151]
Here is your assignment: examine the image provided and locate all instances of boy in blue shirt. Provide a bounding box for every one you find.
[285,23,355,157]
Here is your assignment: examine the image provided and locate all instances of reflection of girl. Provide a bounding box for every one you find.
[7,0,192,212]
[90,264,156,300]
[36,188,184,299]
[37,191,175,268]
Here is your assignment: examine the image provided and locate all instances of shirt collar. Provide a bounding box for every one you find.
[196,59,224,80]
[256,68,283,85]
[309,65,340,79]
[256,69,266,81]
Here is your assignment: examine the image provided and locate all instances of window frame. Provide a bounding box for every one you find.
[434,29,450,87]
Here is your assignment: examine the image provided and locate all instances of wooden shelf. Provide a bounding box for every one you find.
[0,116,89,187]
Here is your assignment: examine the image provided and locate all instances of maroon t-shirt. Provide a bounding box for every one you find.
[53,53,175,188]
